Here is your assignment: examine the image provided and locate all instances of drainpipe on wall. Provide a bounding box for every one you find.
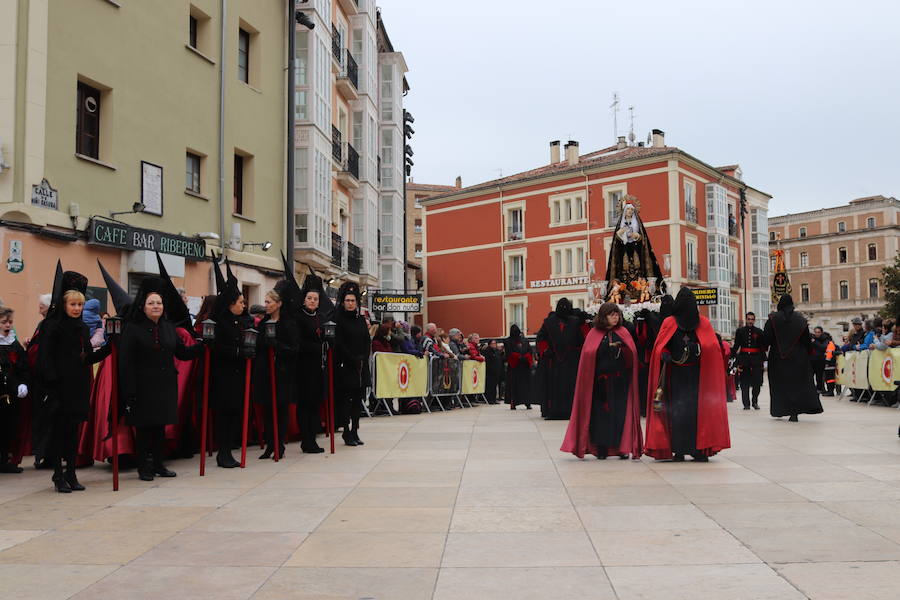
[285,0,295,267]
[582,168,591,282]
[217,0,228,266]
[497,184,505,337]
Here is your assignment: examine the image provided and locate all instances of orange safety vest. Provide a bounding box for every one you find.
[825,341,836,361]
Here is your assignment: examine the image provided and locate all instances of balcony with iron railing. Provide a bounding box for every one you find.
[331,25,342,66]
[685,204,698,224]
[331,232,343,267]
[335,142,359,189]
[331,126,342,165]
[506,227,524,241]
[347,241,361,274]
[687,262,701,280]
[509,277,525,291]
[336,49,359,99]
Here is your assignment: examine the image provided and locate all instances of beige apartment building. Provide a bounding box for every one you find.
[0,0,288,335]
[768,195,900,338]
[291,1,408,298]
[405,178,460,325]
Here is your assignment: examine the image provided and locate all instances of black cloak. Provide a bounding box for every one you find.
[535,298,585,419]
[764,294,823,418]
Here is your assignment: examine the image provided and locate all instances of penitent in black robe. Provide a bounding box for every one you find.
[536,308,584,420]
[764,297,823,418]
[589,331,629,454]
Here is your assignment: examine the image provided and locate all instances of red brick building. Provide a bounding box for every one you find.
[420,132,772,338]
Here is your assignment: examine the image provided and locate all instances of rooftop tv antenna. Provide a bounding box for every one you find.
[610,92,620,140]
[628,106,636,145]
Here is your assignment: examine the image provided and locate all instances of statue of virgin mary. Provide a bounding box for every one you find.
[605,196,665,294]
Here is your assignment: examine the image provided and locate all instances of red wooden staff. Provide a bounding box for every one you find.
[105,316,123,491]
[240,328,257,468]
[198,319,215,476]
[269,345,279,461]
[324,320,336,454]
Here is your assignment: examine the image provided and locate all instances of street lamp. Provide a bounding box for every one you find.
[243,241,272,252]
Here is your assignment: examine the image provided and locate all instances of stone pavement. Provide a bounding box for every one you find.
[1,388,899,599]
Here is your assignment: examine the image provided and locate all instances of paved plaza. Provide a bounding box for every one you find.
[1,390,899,599]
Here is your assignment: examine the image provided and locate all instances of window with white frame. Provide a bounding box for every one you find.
[707,233,730,283]
[799,227,807,238]
[294,31,309,120]
[800,252,809,267]
[752,248,768,288]
[838,247,847,263]
[685,235,698,278]
[869,278,879,298]
[867,217,876,229]
[549,192,585,227]
[684,179,697,223]
[839,280,849,300]
[868,243,877,260]
[751,208,768,245]
[705,183,729,231]
[380,194,393,255]
[506,300,527,334]
[506,251,526,291]
[505,202,525,240]
[604,184,626,227]
[550,241,587,278]
[380,64,393,121]
[800,283,809,302]
[380,129,393,187]
[837,221,846,233]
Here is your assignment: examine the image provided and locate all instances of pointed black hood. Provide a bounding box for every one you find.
[777,293,794,314]
[46,262,88,322]
[554,297,573,319]
[672,288,700,332]
[272,252,301,316]
[97,260,133,316]
[155,252,192,329]
[212,254,243,317]
[210,251,226,294]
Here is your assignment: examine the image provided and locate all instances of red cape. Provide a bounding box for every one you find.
[560,325,642,459]
[644,315,730,459]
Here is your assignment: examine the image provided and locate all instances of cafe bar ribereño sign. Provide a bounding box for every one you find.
[89,219,206,260]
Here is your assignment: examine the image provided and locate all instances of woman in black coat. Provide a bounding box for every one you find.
[39,281,111,493]
[252,288,299,459]
[118,280,203,480]
[296,288,326,453]
[482,339,505,405]
[210,292,254,468]
[333,282,370,446]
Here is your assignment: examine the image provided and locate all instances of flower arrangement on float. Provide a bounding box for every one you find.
[585,300,661,322]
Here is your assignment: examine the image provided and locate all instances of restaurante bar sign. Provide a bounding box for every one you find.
[89,220,206,260]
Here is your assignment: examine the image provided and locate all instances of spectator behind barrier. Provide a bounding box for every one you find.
[372,323,394,353]
[437,329,455,358]
[448,328,469,360]
[467,333,485,362]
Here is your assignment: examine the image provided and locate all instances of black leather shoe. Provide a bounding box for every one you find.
[302,446,325,454]
[138,468,155,481]
[352,433,364,446]
[259,447,274,460]
[672,455,686,462]
[743,406,751,410]
[596,454,607,460]
[752,404,760,410]
[788,415,798,422]
[217,453,239,468]
[0,462,23,473]
[342,433,358,447]
[691,455,709,462]
[153,466,176,477]
[65,472,85,491]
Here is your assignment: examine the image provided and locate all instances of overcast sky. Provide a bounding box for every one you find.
[377,0,900,215]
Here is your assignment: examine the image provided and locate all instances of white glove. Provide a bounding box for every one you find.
[17,384,27,398]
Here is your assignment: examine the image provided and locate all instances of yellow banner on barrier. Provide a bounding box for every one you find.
[374,352,428,399]
[850,350,869,389]
[836,354,848,386]
[867,348,900,392]
[460,360,486,394]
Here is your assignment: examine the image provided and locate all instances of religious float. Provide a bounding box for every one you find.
[586,195,666,321]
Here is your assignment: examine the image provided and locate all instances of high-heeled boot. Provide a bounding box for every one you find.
[65,463,85,491]
[52,465,71,493]
[351,417,363,445]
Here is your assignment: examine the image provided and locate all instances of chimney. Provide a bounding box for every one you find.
[616,135,627,150]
[651,128,665,148]
[454,175,462,189]
[563,140,579,167]
[549,140,561,164]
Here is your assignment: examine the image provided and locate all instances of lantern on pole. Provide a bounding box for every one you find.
[264,320,279,461]
[199,318,215,476]
[105,316,123,491]
[323,320,337,454]
[239,327,258,467]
